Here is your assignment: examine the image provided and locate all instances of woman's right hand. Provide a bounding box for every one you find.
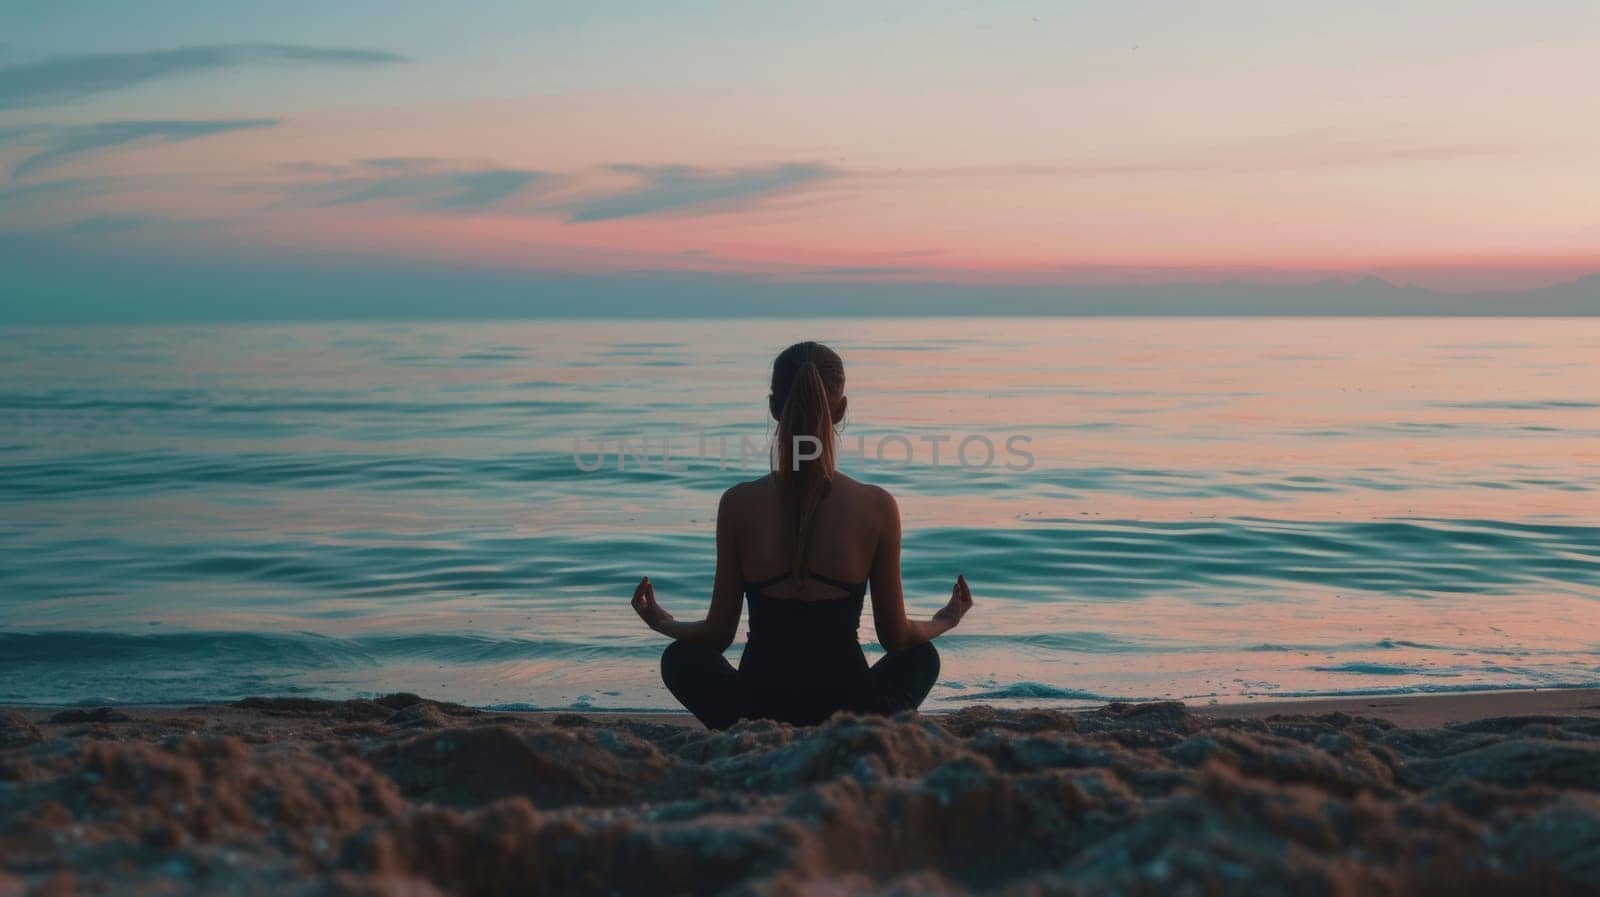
[932,574,973,630]
[631,577,675,633]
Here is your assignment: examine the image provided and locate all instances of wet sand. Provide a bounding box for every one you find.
[3,689,1599,895]
[1205,687,1600,727]
[525,687,1600,730]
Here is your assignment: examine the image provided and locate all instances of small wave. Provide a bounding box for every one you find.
[1309,662,1446,677]
[0,630,377,668]
[0,630,660,668]
[352,634,661,662]
[946,631,1171,654]
[1430,400,1600,411]
[1376,638,1444,651]
[946,682,1117,702]
[1263,680,1600,699]
[0,629,669,706]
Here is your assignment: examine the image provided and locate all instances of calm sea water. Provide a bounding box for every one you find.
[1,317,1597,709]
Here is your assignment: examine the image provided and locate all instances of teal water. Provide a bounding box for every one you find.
[1,318,1596,708]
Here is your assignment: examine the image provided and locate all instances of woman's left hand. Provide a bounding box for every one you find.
[631,577,674,632]
[932,574,973,631]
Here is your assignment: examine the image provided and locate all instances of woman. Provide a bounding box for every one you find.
[630,340,973,729]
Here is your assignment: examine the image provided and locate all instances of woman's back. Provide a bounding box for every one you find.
[727,471,888,600]
[730,473,887,703]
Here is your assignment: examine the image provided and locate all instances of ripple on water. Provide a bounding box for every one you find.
[2,318,1598,707]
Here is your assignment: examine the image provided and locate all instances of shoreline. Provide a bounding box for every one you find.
[1200,685,1600,727]
[5,685,1598,731]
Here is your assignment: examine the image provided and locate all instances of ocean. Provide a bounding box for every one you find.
[1,317,1596,709]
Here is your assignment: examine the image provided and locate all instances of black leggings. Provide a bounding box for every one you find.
[660,640,940,730]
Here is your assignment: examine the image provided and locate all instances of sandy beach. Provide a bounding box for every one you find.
[4,689,1598,895]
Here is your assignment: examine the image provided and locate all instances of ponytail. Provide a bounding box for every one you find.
[770,342,845,584]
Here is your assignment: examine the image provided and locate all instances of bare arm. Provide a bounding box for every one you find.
[631,488,745,651]
[867,489,973,654]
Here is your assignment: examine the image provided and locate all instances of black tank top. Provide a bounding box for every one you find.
[738,570,869,689]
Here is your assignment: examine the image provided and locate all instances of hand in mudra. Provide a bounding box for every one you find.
[933,574,973,629]
[631,577,674,632]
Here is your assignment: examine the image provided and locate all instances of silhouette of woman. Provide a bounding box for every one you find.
[631,340,972,728]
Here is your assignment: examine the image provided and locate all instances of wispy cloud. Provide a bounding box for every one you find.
[873,140,1508,182]
[0,175,131,208]
[0,44,405,109]
[560,163,835,222]
[813,265,933,276]
[3,119,278,178]
[284,158,546,212]
[61,214,212,236]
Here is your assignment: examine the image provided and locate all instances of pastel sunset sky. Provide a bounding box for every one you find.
[2,0,1598,315]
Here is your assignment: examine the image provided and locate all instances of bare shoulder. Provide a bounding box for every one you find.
[833,473,899,522]
[718,474,774,516]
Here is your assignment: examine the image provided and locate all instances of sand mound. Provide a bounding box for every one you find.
[0,712,41,750]
[2,696,1597,895]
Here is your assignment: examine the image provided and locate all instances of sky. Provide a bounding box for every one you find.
[1,1,1598,319]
